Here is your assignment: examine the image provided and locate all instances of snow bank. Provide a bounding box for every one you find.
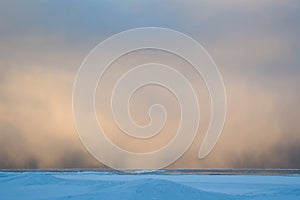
[0,171,299,199]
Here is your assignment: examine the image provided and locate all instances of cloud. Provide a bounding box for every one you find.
[0,0,299,168]
[0,54,299,169]
[0,67,100,168]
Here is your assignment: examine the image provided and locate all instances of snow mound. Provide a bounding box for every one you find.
[79,178,236,200]
[1,172,300,200]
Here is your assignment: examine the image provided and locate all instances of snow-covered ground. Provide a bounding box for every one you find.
[1,171,300,199]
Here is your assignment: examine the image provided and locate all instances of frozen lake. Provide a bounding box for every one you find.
[1,170,300,199]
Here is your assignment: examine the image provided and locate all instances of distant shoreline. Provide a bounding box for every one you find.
[1,168,300,175]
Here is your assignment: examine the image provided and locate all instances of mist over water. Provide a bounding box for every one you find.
[0,0,300,169]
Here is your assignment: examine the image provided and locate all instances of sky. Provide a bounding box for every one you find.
[0,0,299,169]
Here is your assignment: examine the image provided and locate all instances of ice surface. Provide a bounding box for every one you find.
[1,171,300,199]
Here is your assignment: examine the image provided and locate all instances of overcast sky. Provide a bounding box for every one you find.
[0,0,299,169]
